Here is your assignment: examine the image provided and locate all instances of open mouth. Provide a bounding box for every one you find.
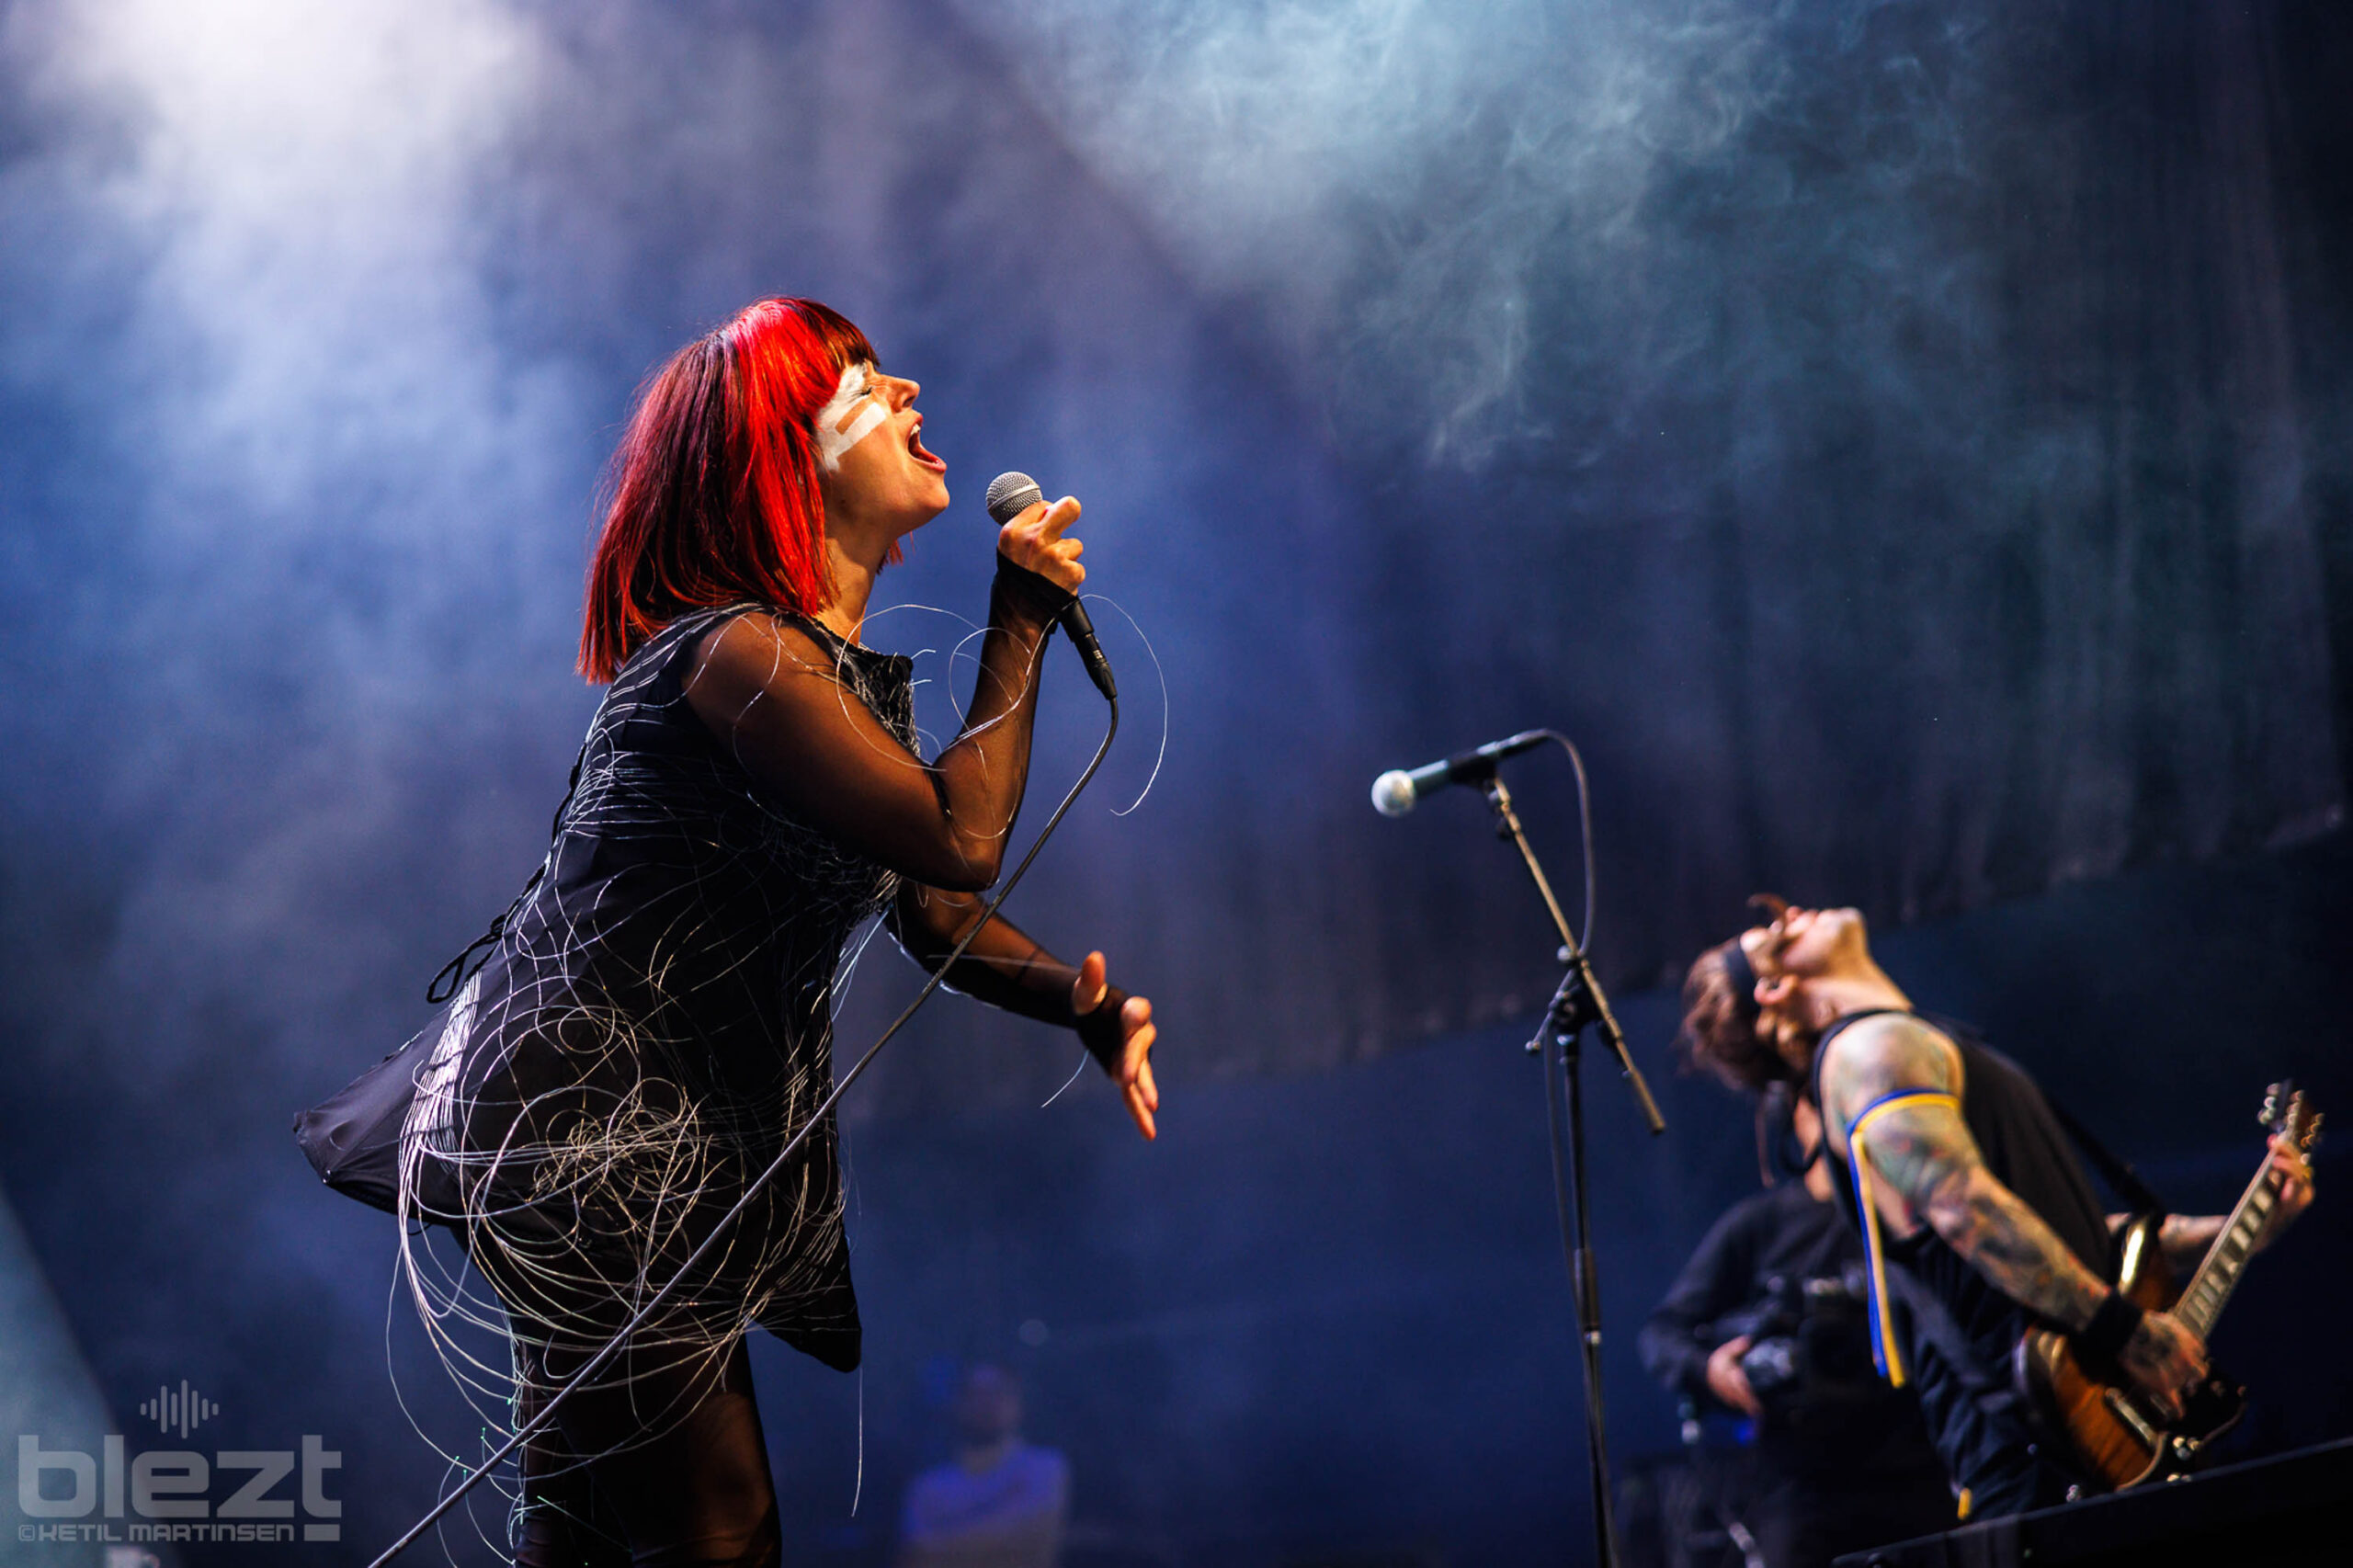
[907,417,946,473]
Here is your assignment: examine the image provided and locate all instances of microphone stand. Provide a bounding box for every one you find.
[1472,767,1665,1568]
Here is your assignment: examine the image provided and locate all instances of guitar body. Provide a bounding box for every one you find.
[2016,1214,2246,1491]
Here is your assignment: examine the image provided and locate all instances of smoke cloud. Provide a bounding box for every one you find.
[951,0,1813,463]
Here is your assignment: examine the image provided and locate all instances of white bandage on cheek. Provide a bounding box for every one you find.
[813,361,891,472]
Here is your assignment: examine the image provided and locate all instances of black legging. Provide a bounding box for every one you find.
[506,1329,780,1568]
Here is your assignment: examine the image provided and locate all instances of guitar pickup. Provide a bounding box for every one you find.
[2104,1387,2160,1448]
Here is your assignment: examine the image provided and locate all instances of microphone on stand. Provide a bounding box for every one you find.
[985,471,1118,701]
[1370,731,1548,816]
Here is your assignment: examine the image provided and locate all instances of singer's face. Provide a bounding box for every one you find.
[820,363,950,539]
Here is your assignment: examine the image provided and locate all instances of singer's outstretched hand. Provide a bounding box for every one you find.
[1074,949,1157,1140]
[998,494,1086,594]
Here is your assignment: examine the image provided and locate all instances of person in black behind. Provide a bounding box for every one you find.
[1642,1091,1952,1567]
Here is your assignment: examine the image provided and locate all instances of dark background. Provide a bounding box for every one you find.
[3,1,2352,1563]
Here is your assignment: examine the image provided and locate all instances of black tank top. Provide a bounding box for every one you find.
[1810,1012,2114,1386]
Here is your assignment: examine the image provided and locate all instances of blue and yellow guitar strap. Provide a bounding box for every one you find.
[1844,1087,1962,1388]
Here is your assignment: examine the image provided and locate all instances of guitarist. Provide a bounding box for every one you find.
[1676,897,2315,1519]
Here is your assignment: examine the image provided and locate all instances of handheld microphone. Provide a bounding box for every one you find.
[1370,731,1548,816]
[986,471,1117,700]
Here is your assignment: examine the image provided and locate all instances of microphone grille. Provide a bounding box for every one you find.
[985,471,1044,525]
[1370,770,1418,818]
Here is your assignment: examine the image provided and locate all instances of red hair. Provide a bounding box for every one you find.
[579,298,878,681]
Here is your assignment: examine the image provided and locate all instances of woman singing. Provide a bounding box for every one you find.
[398,297,1159,1566]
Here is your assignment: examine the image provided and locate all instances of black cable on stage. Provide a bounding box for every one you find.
[366,679,1119,1568]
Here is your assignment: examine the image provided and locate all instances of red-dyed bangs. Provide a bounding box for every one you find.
[579,297,876,682]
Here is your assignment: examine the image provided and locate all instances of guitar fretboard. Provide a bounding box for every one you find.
[2174,1169,2280,1341]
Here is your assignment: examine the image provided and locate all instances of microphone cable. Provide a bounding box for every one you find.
[1540,729,1597,956]
[366,676,1118,1568]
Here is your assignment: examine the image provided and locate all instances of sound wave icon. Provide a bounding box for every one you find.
[139,1381,218,1439]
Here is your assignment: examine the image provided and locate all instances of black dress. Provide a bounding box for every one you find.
[403,603,915,1375]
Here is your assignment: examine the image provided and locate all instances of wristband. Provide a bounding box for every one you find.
[2077,1289,2144,1365]
[1074,983,1131,1071]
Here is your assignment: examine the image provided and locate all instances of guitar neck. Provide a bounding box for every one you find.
[2172,1162,2281,1341]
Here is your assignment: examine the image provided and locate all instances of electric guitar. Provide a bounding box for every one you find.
[2016,1082,2321,1492]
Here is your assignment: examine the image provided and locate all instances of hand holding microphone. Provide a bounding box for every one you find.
[987,471,1118,700]
[990,478,1086,589]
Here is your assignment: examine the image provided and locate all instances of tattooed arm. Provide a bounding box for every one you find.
[2129,1214,2225,1277]
[1819,1016,2207,1411]
[1819,1017,2107,1324]
[2107,1212,2223,1268]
